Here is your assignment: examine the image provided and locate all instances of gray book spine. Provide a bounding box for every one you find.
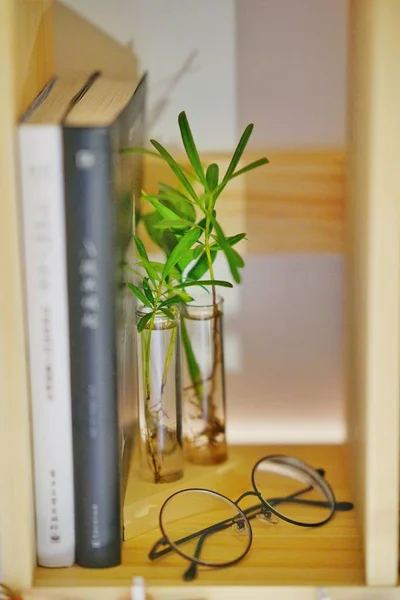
[63,126,121,568]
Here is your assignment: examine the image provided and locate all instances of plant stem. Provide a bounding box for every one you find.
[192,207,221,447]
[143,279,165,482]
[161,326,177,395]
[205,240,220,410]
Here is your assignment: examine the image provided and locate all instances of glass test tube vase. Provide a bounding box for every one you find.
[136,306,183,483]
[181,296,228,465]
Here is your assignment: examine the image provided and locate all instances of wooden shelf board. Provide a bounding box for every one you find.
[140,150,345,255]
[35,445,364,588]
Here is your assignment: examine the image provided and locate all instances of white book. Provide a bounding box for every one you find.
[17,75,95,567]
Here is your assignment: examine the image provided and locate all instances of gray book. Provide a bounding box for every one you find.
[63,73,147,568]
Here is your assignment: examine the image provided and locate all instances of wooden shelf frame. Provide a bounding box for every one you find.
[34,445,364,589]
[0,0,54,590]
[140,150,345,254]
[1,0,400,597]
[346,0,400,586]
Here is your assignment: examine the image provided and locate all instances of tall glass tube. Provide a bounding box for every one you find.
[136,306,183,483]
[181,296,227,465]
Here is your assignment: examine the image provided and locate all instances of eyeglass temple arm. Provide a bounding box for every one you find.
[149,536,172,560]
[149,468,329,560]
[268,497,353,511]
[183,483,325,582]
[236,468,353,512]
[184,491,325,583]
[149,517,235,560]
[183,485,323,582]
[183,503,270,582]
[183,533,208,581]
[183,471,354,582]
[150,467,354,572]
[234,468,327,506]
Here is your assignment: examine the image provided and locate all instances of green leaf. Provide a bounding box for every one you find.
[231,248,245,268]
[142,278,154,304]
[165,265,182,282]
[148,260,166,273]
[178,111,207,188]
[134,235,158,285]
[222,123,254,184]
[142,211,163,245]
[126,283,152,308]
[163,227,202,278]
[228,233,247,246]
[137,312,153,333]
[150,139,198,201]
[145,189,197,222]
[211,232,247,250]
[153,218,194,231]
[160,307,175,319]
[211,218,241,283]
[231,157,269,179]
[159,194,196,222]
[166,286,193,302]
[121,147,195,179]
[186,250,216,281]
[193,244,204,259]
[159,295,183,309]
[211,181,228,206]
[142,213,177,257]
[143,193,182,221]
[177,248,195,273]
[197,217,207,231]
[159,182,193,204]
[134,234,149,261]
[163,197,196,222]
[176,279,233,289]
[206,163,219,191]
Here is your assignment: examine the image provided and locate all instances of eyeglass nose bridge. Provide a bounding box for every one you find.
[232,516,248,534]
[256,510,279,525]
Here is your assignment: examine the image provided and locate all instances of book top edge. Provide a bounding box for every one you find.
[21,75,90,125]
[64,76,142,129]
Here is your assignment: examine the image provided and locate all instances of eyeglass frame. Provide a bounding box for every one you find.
[148,454,354,581]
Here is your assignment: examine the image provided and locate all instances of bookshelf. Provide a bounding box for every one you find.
[36,445,364,588]
[141,150,345,254]
[1,0,400,598]
[0,0,54,589]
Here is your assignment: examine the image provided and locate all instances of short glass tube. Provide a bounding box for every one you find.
[181,295,227,465]
[136,306,183,483]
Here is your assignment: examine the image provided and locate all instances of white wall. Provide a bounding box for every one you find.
[55,1,348,443]
[57,0,237,150]
[236,0,348,149]
[225,255,346,444]
[57,0,347,151]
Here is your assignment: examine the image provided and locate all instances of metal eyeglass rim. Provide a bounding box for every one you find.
[148,454,354,580]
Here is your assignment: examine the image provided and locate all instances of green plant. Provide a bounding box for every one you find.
[128,233,231,480]
[126,112,268,461]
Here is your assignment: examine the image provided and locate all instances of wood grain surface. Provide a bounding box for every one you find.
[346,0,400,587]
[0,0,54,590]
[35,445,363,588]
[139,150,345,254]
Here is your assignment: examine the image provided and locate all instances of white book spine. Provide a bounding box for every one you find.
[18,125,75,567]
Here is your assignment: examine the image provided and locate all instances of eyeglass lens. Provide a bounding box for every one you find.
[160,488,252,566]
[253,455,334,525]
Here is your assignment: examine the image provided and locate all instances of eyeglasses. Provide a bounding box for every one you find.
[148,454,354,581]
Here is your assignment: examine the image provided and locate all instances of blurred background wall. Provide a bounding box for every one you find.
[55,0,349,443]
